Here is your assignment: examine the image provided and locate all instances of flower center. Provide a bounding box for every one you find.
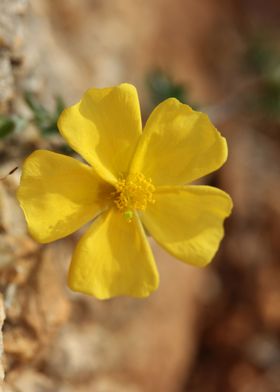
[113,173,155,219]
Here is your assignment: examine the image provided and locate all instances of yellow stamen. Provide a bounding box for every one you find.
[113,173,155,217]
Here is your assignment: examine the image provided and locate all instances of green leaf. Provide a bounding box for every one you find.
[54,95,65,117]
[0,116,16,138]
[24,91,50,123]
[24,91,65,136]
[147,70,187,105]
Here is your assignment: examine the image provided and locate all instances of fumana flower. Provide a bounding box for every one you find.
[17,83,232,299]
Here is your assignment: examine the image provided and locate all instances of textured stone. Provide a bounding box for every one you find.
[0,295,5,391]
[0,0,28,112]
[0,54,13,111]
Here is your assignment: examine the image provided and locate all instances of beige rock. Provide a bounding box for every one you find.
[44,240,206,392]
[6,369,55,392]
[0,0,28,112]
[0,295,5,391]
[0,55,14,111]
[0,1,228,391]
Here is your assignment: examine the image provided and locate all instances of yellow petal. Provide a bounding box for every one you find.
[141,186,233,267]
[130,98,228,186]
[68,208,159,299]
[58,83,142,184]
[17,150,109,243]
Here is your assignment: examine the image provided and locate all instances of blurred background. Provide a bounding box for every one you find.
[0,0,280,391]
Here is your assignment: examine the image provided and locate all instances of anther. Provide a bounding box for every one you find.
[113,173,155,219]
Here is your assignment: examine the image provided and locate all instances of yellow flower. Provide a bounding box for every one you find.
[17,83,233,299]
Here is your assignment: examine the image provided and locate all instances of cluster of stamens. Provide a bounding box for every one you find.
[113,173,155,220]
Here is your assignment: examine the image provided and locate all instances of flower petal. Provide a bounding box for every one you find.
[141,186,233,267]
[17,150,109,243]
[58,83,142,184]
[130,98,228,186]
[68,208,159,299]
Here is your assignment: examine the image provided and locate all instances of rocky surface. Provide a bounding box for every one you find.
[1,0,280,391]
[0,1,209,390]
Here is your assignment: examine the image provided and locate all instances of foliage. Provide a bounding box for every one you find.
[147,70,187,105]
[246,36,280,118]
[0,115,26,139]
[24,92,65,135]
